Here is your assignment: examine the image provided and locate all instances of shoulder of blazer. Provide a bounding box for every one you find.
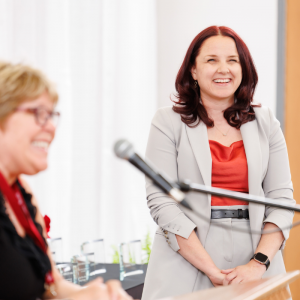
[152,106,183,144]
[252,105,281,139]
[153,106,182,125]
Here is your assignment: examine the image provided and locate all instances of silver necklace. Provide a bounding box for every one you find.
[214,124,231,136]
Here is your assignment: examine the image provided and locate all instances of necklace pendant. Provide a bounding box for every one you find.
[44,283,57,297]
[223,133,227,136]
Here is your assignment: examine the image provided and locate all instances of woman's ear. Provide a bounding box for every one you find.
[190,66,197,80]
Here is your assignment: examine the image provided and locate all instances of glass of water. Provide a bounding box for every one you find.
[119,239,144,281]
[56,263,75,283]
[81,239,106,277]
[71,254,90,284]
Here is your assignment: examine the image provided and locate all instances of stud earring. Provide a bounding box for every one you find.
[194,80,198,87]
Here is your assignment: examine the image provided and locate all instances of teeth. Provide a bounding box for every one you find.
[32,141,49,150]
[214,79,230,83]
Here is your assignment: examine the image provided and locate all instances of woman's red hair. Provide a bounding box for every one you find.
[173,26,259,128]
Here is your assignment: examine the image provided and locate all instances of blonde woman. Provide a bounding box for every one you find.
[0,62,131,300]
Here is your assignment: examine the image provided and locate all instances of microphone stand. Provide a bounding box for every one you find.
[113,138,300,234]
[177,180,300,213]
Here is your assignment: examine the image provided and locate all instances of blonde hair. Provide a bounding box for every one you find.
[0,61,58,123]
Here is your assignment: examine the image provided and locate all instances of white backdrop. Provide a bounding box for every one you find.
[0,0,157,261]
[0,0,278,261]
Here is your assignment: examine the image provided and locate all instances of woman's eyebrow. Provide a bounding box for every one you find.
[204,54,239,58]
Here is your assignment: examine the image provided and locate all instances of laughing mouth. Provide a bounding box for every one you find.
[31,141,50,151]
[213,79,231,83]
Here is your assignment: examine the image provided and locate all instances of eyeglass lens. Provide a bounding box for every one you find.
[36,108,60,127]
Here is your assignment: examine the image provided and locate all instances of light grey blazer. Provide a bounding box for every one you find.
[142,106,295,300]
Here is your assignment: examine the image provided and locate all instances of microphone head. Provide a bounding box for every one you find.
[114,139,135,160]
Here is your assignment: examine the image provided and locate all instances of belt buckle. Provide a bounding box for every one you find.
[238,209,243,219]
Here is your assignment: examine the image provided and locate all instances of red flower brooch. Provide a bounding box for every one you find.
[44,215,51,238]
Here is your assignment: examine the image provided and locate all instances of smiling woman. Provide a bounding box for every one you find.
[0,62,132,300]
[173,26,259,129]
[0,62,59,183]
[142,26,294,300]
[0,93,58,181]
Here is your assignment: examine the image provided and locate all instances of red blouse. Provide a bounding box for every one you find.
[209,140,249,206]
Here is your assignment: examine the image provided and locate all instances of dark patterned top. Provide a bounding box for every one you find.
[0,181,52,300]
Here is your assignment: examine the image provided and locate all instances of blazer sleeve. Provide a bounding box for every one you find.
[145,108,196,251]
[262,107,295,249]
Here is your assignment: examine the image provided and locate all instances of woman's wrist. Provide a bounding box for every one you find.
[248,259,267,273]
[203,264,220,278]
[195,252,220,277]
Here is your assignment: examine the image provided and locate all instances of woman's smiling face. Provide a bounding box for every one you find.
[0,92,56,179]
[191,35,242,102]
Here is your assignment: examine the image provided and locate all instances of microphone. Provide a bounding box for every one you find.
[114,139,191,208]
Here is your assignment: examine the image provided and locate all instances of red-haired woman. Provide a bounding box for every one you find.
[142,26,294,300]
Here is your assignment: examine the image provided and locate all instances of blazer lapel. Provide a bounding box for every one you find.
[185,121,212,246]
[240,119,264,251]
[186,121,212,189]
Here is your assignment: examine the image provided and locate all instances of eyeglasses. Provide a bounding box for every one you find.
[15,106,60,127]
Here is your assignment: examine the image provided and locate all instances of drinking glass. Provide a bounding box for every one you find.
[56,263,75,283]
[47,237,63,263]
[71,254,90,284]
[119,239,144,281]
[81,239,106,277]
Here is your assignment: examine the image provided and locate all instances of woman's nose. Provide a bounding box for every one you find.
[217,63,230,74]
[43,118,56,133]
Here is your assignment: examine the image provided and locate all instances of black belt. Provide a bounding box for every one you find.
[211,209,249,219]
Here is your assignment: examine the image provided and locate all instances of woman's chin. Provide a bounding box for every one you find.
[211,92,235,101]
[23,162,48,176]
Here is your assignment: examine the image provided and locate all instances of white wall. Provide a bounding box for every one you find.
[0,0,158,262]
[156,0,278,113]
[0,0,279,262]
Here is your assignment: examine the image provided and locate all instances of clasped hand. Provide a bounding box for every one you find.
[208,260,266,287]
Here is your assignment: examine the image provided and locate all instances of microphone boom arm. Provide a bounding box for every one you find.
[178,181,300,212]
[113,139,298,213]
[114,139,300,235]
